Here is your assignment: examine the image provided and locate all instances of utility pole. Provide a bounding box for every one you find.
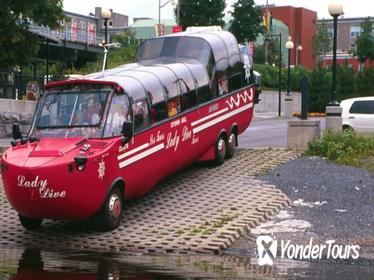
[264,0,269,64]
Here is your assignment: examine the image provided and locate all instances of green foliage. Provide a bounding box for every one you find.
[177,0,226,29]
[229,0,262,43]
[312,20,331,63]
[253,64,309,92]
[337,61,355,99]
[253,39,280,65]
[0,0,64,70]
[307,130,374,167]
[356,17,374,64]
[307,64,330,112]
[355,66,374,95]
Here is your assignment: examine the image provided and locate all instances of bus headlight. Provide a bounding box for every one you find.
[74,155,88,172]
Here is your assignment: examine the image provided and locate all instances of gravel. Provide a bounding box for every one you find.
[258,156,374,241]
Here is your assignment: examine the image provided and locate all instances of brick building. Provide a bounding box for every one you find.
[262,6,317,69]
[319,17,374,70]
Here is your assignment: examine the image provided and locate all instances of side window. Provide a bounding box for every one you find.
[229,73,242,92]
[151,102,168,122]
[349,101,374,114]
[133,99,151,131]
[197,84,211,104]
[104,94,131,137]
[218,78,229,96]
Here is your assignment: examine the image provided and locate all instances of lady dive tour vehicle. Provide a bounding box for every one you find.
[1,30,261,231]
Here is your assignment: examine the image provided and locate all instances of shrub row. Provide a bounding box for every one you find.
[254,63,374,112]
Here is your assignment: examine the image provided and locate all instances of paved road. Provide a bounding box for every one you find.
[239,117,326,148]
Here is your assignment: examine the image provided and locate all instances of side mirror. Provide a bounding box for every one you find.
[12,123,21,140]
[121,121,133,145]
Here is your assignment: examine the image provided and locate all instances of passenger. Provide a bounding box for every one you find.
[168,98,179,117]
[74,111,88,126]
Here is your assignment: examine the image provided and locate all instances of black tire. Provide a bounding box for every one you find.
[99,187,123,231]
[343,125,354,133]
[19,214,42,230]
[226,132,236,159]
[214,135,227,166]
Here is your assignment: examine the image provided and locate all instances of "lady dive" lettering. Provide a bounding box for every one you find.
[17,175,66,199]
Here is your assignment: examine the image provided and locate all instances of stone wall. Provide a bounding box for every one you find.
[0,99,36,137]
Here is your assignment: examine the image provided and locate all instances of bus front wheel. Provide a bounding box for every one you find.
[19,214,42,230]
[214,135,227,166]
[99,187,123,231]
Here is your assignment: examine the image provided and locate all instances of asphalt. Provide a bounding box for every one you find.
[258,156,374,242]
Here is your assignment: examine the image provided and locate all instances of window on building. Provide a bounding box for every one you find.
[350,26,361,38]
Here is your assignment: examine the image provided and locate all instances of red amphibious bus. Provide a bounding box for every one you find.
[1,30,261,231]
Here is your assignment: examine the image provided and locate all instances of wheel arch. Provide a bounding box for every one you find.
[107,177,125,200]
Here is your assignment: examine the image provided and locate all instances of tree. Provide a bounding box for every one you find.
[177,0,226,29]
[253,39,279,65]
[356,17,374,67]
[229,0,262,44]
[0,1,64,71]
[312,19,331,65]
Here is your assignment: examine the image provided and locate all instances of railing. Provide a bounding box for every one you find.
[0,72,68,100]
[29,23,105,47]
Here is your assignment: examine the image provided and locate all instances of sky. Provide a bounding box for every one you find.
[63,0,373,23]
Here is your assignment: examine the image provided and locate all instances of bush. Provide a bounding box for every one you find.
[307,130,374,166]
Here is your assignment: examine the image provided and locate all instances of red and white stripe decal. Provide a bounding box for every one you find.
[119,143,165,169]
[191,103,253,134]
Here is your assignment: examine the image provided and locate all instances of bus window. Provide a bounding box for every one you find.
[121,76,147,101]
[229,73,242,92]
[124,71,165,105]
[133,99,150,131]
[181,90,197,111]
[151,101,168,122]
[104,94,131,137]
[136,38,164,60]
[218,78,229,95]
[140,66,179,99]
[187,64,211,104]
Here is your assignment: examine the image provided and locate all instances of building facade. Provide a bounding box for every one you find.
[262,6,317,69]
[319,17,374,70]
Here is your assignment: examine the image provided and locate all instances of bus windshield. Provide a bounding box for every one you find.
[31,88,110,139]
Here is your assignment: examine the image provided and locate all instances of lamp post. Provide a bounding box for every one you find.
[101,8,112,70]
[328,2,343,106]
[325,2,343,132]
[158,0,176,36]
[296,45,302,66]
[267,33,283,117]
[285,36,294,96]
[101,8,112,45]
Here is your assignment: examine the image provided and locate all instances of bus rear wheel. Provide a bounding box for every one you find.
[99,187,123,231]
[19,214,42,230]
[226,132,236,159]
[214,135,227,166]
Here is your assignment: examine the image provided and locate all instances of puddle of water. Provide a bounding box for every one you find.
[1,247,374,279]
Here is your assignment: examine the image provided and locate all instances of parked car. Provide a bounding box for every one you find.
[341,97,374,134]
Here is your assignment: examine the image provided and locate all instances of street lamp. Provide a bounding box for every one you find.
[328,2,343,106]
[285,36,294,96]
[267,33,282,117]
[102,8,112,45]
[296,45,302,66]
[101,8,112,70]
[158,0,176,36]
